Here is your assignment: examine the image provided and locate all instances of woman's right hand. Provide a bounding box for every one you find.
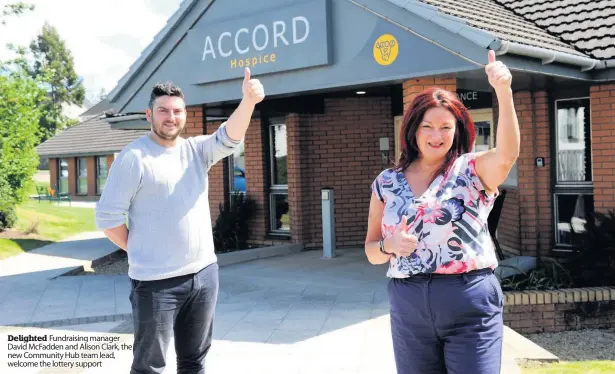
[384,215,418,257]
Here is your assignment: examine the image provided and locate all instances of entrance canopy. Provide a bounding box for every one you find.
[106,0,614,115]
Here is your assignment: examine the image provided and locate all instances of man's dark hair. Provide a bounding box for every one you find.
[148,82,184,109]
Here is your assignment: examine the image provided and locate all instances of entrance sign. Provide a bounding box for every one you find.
[187,0,331,84]
[456,89,492,109]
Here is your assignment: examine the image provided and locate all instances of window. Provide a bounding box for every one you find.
[96,156,108,195]
[554,193,594,247]
[556,99,591,184]
[229,141,246,194]
[77,158,87,195]
[58,159,69,194]
[553,98,593,248]
[268,120,290,234]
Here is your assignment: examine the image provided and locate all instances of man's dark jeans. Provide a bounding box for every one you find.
[128,262,219,374]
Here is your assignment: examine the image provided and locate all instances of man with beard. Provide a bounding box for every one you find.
[95,67,264,374]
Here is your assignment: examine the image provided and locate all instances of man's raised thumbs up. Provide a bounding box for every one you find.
[485,49,512,94]
[242,67,265,106]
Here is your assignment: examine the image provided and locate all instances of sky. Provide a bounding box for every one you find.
[0,0,183,105]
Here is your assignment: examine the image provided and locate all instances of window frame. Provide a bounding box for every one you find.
[57,158,69,194]
[551,96,594,250]
[267,118,290,236]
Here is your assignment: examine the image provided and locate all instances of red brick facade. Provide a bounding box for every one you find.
[204,97,394,248]
[499,190,521,255]
[590,84,615,213]
[286,113,307,245]
[515,92,552,257]
[204,120,225,226]
[297,97,394,248]
[402,75,456,111]
[243,117,270,245]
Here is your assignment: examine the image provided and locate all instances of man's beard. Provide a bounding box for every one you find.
[152,120,183,141]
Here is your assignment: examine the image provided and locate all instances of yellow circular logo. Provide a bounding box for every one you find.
[373,34,399,66]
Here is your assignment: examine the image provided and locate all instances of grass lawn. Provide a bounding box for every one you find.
[522,361,615,373]
[0,199,96,259]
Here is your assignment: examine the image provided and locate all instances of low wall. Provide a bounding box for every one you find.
[503,287,615,334]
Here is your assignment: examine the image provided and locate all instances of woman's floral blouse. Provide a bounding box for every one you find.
[372,153,499,278]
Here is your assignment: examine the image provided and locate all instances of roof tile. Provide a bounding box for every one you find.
[493,0,615,59]
[414,0,585,56]
[36,117,148,158]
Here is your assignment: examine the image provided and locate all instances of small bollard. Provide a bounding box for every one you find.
[321,187,336,258]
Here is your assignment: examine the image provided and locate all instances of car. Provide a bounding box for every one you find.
[234,166,246,192]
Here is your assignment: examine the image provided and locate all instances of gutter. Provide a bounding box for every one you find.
[105,114,146,123]
[494,40,614,72]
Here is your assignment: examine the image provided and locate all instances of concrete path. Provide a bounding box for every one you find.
[0,231,120,325]
[0,248,523,373]
[0,231,117,282]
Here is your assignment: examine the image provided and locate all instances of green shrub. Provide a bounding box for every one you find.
[0,204,17,231]
[499,257,574,292]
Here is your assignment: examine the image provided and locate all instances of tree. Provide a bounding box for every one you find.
[11,22,86,142]
[0,70,46,229]
[0,2,34,25]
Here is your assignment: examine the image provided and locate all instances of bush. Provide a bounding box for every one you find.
[499,257,574,292]
[569,210,615,287]
[212,193,256,253]
[0,204,17,231]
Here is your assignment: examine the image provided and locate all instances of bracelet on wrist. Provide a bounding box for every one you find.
[379,239,390,255]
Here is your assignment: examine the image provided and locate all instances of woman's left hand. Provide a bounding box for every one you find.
[485,50,512,94]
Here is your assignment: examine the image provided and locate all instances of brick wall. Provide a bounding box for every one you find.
[500,190,521,254]
[507,91,551,257]
[590,84,615,213]
[182,105,204,137]
[299,97,394,248]
[286,113,307,244]
[503,287,615,334]
[491,95,521,254]
[244,117,270,245]
[205,120,226,225]
[402,74,456,111]
[205,101,392,248]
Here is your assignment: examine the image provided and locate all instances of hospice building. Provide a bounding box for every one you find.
[60,0,615,257]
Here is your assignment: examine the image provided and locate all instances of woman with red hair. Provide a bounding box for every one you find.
[365,50,519,374]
